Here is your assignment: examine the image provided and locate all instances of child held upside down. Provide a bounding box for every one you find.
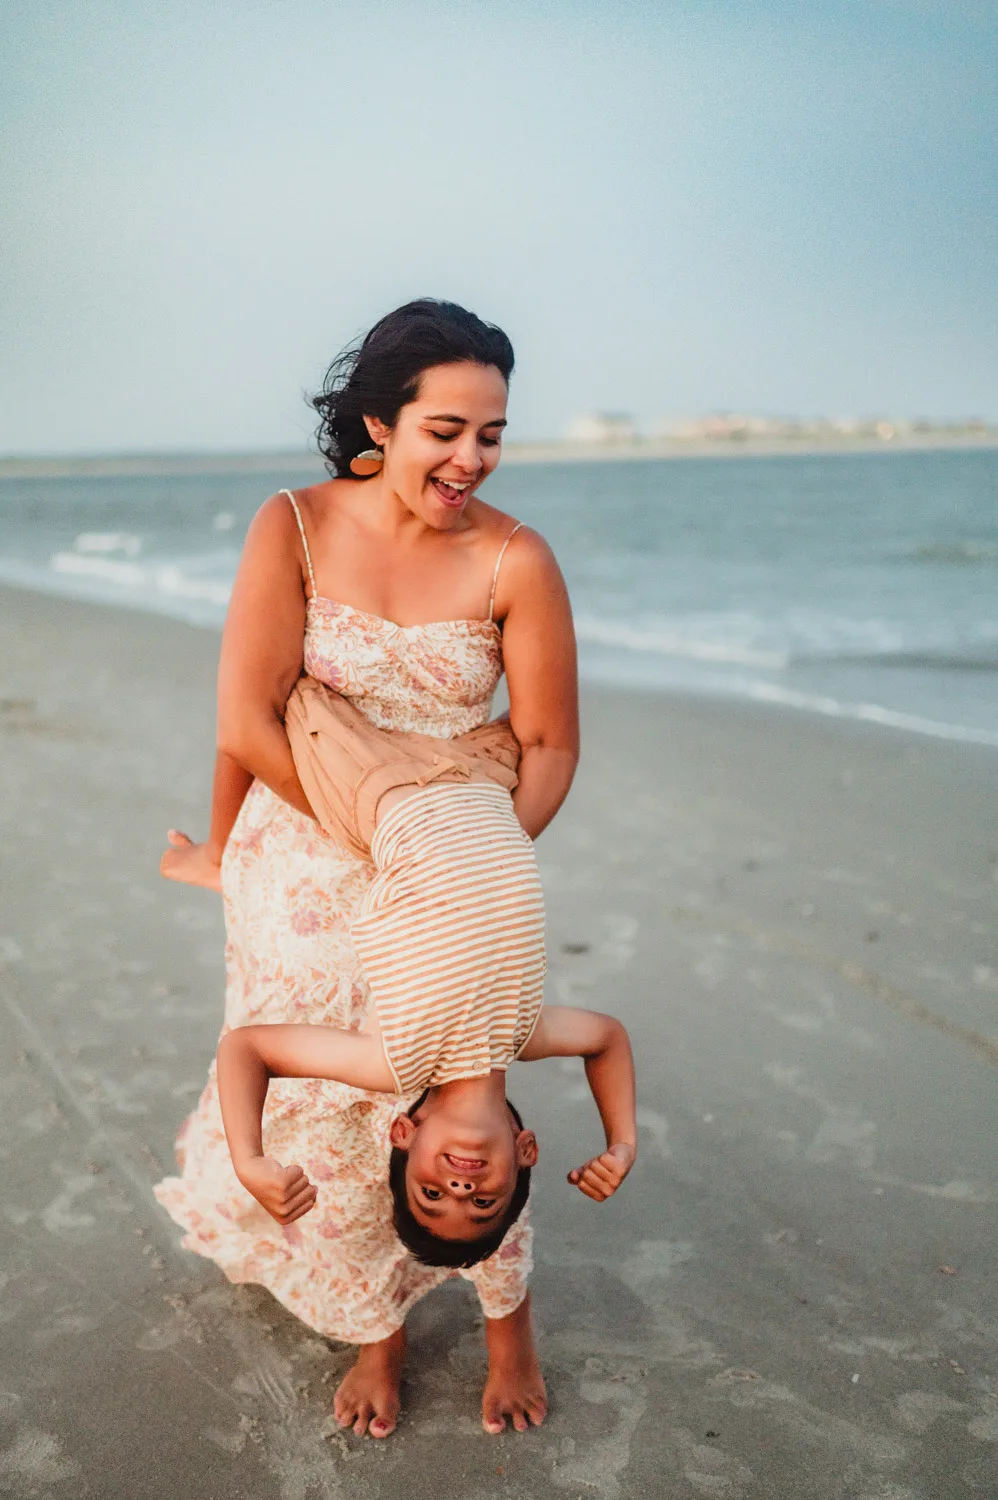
[159,678,633,1428]
[216,676,638,1262]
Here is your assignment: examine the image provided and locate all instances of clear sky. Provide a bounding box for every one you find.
[3,0,996,454]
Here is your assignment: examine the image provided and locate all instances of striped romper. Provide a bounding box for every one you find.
[352,781,546,1092]
[282,488,547,1094]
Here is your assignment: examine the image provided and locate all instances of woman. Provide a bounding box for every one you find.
[155,299,579,1437]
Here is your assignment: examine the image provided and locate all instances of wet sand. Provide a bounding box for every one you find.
[1,582,996,1498]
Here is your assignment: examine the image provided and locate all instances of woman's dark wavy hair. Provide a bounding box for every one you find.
[388,1093,531,1269]
[311,299,515,478]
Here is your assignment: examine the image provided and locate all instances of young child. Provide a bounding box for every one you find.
[218,973,636,1261]
[217,676,637,1263]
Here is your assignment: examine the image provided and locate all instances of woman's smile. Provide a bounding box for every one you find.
[429,476,476,507]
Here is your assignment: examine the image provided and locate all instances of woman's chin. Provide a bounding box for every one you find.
[417,487,470,527]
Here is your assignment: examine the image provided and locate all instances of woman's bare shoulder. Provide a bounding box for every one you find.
[248,479,349,544]
[227,493,307,599]
[471,505,563,621]
[487,514,559,578]
[268,478,341,521]
[470,497,550,554]
[236,488,333,589]
[242,489,299,546]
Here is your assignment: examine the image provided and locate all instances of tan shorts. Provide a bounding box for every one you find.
[284,676,520,859]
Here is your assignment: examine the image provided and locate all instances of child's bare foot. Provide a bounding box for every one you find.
[160,830,222,892]
[334,1327,406,1438]
[482,1294,547,1434]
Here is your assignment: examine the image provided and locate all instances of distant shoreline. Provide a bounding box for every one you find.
[1,430,996,480]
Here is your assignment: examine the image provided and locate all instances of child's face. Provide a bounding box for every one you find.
[390,1099,537,1241]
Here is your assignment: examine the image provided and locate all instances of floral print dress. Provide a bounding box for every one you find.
[153,594,533,1343]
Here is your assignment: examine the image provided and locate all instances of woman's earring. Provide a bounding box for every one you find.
[350,447,384,476]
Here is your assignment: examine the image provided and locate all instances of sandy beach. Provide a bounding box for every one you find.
[1,581,996,1499]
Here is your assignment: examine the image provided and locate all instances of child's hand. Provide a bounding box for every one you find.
[160,830,222,892]
[237,1155,318,1226]
[567,1142,635,1202]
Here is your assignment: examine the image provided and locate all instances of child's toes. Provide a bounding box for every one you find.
[352,1403,374,1437]
[512,1407,530,1432]
[482,1399,507,1434]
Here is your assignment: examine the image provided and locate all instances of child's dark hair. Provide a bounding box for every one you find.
[311,298,515,478]
[389,1095,531,1268]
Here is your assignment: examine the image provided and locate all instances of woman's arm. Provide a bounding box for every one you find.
[215,494,316,818]
[495,530,579,840]
[160,750,253,891]
[216,1023,395,1223]
[160,491,317,888]
[519,1007,637,1201]
[206,750,254,858]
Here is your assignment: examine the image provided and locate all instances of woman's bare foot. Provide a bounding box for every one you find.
[334,1327,406,1438]
[482,1295,547,1434]
[160,830,222,892]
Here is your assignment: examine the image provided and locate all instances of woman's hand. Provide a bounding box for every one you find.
[567,1142,635,1202]
[237,1155,318,1226]
[160,830,223,892]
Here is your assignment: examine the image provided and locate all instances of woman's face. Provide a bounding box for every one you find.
[368,361,509,529]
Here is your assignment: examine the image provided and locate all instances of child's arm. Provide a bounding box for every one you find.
[519,1008,637,1201]
[160,750,253,892]
[216,1023,395,1224]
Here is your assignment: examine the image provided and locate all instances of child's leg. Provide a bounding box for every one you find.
[482,1294,547,1434]
[160,750,253,889]
[373,782,421,826]
[334,1325,407,1438]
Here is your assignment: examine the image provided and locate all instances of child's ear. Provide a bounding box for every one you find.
[514,1129,538,1168]
[389,1114,417,1151]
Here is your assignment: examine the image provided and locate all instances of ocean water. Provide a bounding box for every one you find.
[1,448,996,747]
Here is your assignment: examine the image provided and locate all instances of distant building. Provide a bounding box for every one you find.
[656,413,931,444]
[564,412,638,446]
[656,413,799,441]
[556,412,997,453]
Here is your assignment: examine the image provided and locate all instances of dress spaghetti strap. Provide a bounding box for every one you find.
[281,488,317,599]
[488,522,523,622]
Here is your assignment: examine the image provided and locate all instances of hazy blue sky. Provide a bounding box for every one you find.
[3,0,996,454]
